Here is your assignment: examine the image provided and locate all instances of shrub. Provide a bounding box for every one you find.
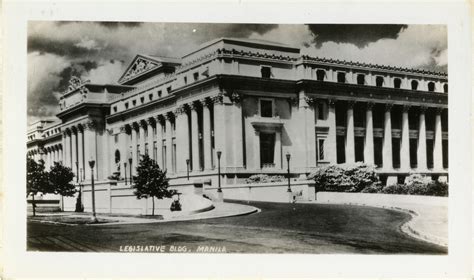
[380,184,408,194]
[307,162,381,193]
[361,183,383,193]
[246,174,285,184]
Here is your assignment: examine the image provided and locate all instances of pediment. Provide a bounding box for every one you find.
[118,55,162,84]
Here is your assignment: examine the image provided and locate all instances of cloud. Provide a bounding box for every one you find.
[75,37,101,50]
[249,24,314,47]
[302,25,447,71]
[82,59,125,84]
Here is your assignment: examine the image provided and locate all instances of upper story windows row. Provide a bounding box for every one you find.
[314,69,447,93]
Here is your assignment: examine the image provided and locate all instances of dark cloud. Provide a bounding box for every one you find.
[307,24,407,48]
[55,21,142,29]
[28,36,98,57]
[57,61,97,91]
[187,23,278,44]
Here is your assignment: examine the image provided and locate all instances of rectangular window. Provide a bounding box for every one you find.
[125,102,129,109]
[140,97,144,104]
[318,139,325,160]
[374,137,383,167]
[162,142,167,170]
[132,100,136,106]
[261,66,272,78]
[193,72,199,81]
[260,99,273,118]
[392,138,401,168]
[167,86,172,93]
[184,76,188,85]
[355,136,365,162]
[260,133,275,167]
[158,90,162,98]
[317,102,325,120]
[149,94,153,101]
[113,106,117,113]
[336,135,346,164]
[410,138,418,168]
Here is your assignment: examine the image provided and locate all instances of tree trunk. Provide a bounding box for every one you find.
[152,197,155,216]
[32,195,36,217]
[61,195,64,212]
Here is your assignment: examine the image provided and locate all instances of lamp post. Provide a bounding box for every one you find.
[186,159,190,181]
[128,157,133,185]
[216,151,223,201]
[286,152,292,203]
[88,158,98,223]
[124,162,127,185]
[75,161,79,183]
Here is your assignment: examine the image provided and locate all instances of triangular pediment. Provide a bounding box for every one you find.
[118,55,162,84]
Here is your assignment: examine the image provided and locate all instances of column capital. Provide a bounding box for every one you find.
[400,104,410,113]
[385,103,393,112]
[289,97,299,107]
[435,107,444,114]
[132,122,140,131]
[366,102,375,110]
[227,91,242,104]
[304,96,317,107]
[190,100,202,111]
[156,114,166,124]
[328,99,337,107]
[84,120,97,131]
[174,105,188,115]
[147,117,156,127]
[419,106,428,113]
[119,126,126,133]
[210,93,224,105]
[347,100,356,109]
[165,111,175,121]
[200,97,213,107]
[139,119,148,128]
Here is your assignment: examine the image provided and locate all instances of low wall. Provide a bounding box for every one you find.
[316,192,448,207]
[63,181,213,215]
[205,180,316,203]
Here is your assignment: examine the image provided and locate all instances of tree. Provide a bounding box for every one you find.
[48,162,76,210]
[26,158,49,216]
[132,154,176,216]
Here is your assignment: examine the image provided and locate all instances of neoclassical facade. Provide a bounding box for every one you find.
[27,38,448,209]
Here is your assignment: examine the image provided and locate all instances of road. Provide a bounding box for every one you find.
[27,200,446,254]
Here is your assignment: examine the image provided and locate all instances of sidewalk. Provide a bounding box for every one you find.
[29,202,260,226]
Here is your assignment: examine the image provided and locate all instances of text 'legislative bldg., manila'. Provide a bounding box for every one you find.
[27,38,448,212]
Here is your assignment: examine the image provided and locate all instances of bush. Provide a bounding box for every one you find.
[361,183,383,193]
[378,174,448,197]
[245,174,285,184]
[380,184,408,194]
[307,162,381,193]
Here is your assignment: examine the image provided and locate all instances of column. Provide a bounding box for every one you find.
[71,130,77,176]
[417,107,427,171]
[139,122,146,157]
[147,119,155,160]
[326,100,337,164]
[345,101,355,163]
[175,107,190,173]
[131,124,138,175]
[190,103,200,171]
[253,129,260,169]
[77,128,84,181]
[274,131,282,169]
[202,100,212,170]
[400,105,410,170]
[213,95,226,169]
[230,97,244,169]
[382,104,393,170]
[364,102,375,165]
[165,114,173,173]
[156,118,163,168]
[433,108,443,170]
[64,132,70,168]
[83,121,97,181]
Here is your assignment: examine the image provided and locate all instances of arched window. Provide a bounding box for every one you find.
[337,72,346,83]
[376,76,384,87]
[428,81,435,92]
[411,80,418,90]
[356,74,365,85]
[393,78,402,89]
[316,69,326,81]
[443,83,448,93]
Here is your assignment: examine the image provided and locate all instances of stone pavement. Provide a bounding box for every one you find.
[29,202,259,226]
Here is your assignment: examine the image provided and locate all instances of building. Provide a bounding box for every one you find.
[27,38,448,211]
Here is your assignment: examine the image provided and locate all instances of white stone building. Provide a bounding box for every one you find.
[27,38,448,212]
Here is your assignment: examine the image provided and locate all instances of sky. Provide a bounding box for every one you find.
[27,22,447,123]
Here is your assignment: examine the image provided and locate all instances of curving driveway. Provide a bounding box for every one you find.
[27,200,446,254]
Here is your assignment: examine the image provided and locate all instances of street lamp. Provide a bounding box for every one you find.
[216,151,223,201]
[286,152,293,203]
[88,158,98,223]
[124,162,128,185]
[128,157,133,184]
[186,159,190,181]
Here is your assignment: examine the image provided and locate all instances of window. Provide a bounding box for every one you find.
[140,97,145,104]
[443,83,448,93]
[114,134,119,143]
[357,74,365,85]
[260,133,275,167]
[411,80,418,90]
[316,69,325,81]
[184,76,188,85]
[376,76,384,87]
[318,139,325,160]
[260,99,273,118]
[158,90,162,98]
[149,94,153,101]
[125,102,129,109]
[193,72,199,81]
[337,72,346,83]
[132,100,136,106]
[317,102,325,120]
[428,82,435,92]
[393,78,402,89]
[113,106,117,113]
[162,142,167,170]
[167,86,172,93]
[261,66,272,78]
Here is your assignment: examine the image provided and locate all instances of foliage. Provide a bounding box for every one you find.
[133,154,177,215]
[107,173,123,181]
[170,200,182,211]
[361,183,383,193]
[48,162,76,197]
[380,184,409,194]
[245,174,285,184]
[368,174,448,197]
[26,158,49,216]
[308,162,381,193]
